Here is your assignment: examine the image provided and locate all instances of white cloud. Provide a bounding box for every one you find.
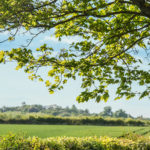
[41,36,81,44]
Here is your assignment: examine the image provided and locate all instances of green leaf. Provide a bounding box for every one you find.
[45,80,51,87]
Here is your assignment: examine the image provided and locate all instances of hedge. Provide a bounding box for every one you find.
[0,113,148,126]
[0,134,150,150]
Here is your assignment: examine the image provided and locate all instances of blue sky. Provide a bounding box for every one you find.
[0,31,150,117]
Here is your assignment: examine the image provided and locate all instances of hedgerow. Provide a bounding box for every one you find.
[0,134,150,150]
[0,112,148,126]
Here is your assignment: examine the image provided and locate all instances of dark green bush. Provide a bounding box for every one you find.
[0,112,148,126]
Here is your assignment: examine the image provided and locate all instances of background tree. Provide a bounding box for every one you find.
[113,109,130,118]
[21,102,26,106]
[0,0,150,102]
[100,106,113,117]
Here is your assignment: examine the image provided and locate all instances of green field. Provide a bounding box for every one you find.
[0,124,149,138]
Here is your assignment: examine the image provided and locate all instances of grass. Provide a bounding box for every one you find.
[0,124,149,138]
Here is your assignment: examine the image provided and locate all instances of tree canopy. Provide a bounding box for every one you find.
[0,0,150,102]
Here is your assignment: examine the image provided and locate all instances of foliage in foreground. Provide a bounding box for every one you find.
[0,112,147,126]
[0,133,150,150]
[1,0,150,102]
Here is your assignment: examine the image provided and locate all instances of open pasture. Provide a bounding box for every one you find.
[0,124,149,138]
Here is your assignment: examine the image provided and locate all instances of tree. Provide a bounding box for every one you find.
[71,105,78,113]
[113,109,129,118]
[100,106,113,117]
[21,102,26,106]
[0,0,150,102]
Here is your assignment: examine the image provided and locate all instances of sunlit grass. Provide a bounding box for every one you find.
[0,124,148,138]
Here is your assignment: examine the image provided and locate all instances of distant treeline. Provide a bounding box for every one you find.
[0,104,90,117]
[0,103,135,118]
[0,113,148,126]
